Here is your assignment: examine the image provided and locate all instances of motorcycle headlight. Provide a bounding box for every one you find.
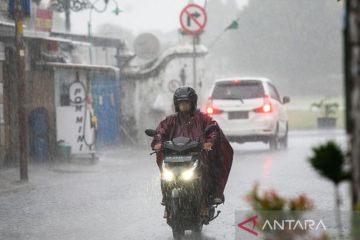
[181,169,194,181]
[181,160,199,181]
[162,168,174,182]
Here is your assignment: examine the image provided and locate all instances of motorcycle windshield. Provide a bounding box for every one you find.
[164,137,201,152]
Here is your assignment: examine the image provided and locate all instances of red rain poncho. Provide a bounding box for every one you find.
[151,110,233,199]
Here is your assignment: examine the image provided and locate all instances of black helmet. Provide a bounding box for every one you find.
[173,86,198,112]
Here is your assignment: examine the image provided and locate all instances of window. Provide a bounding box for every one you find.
[267,83,281,102]
[212,80,265,100]
[60,83,70,106]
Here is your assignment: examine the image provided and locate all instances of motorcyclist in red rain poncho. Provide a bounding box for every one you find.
[151,86,233,216]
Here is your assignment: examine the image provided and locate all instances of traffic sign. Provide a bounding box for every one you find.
[179,4,207,34]
[168,79,181,93]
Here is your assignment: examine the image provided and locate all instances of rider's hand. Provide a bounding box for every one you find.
[154,143,162,152]
[203,142,213,151]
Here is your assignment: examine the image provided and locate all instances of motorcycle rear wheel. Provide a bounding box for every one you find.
[192,224,203,238]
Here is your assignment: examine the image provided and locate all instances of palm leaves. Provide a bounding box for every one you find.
[308,141,350,185]
[311,99,339,118]
[308,141,351,239]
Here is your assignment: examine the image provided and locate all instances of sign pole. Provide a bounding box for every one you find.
[192,34,197,89]
[179,4,207,90]
[15,0,28,181]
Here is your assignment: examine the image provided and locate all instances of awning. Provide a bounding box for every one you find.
[37,62,120,78]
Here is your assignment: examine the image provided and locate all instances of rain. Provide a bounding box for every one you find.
[1,0,358,240]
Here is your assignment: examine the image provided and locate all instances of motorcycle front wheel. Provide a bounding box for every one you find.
[171,198,185,239]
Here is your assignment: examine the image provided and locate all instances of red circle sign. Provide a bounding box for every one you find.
[179,4,207,34]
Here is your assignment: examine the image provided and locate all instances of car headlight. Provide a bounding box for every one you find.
[181,160,199,181]
[162,168,174,182]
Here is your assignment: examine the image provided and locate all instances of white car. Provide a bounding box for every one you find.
[205,77,290,149]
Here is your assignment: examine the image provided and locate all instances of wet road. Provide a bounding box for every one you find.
[0,130,350,240]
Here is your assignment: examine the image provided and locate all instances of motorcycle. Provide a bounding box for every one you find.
[145,125,221,239]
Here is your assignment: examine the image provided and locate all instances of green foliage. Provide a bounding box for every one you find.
[311,99,339,118]
[308,141,350,185]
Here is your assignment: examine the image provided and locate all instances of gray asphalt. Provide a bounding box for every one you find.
[0,130,350,240]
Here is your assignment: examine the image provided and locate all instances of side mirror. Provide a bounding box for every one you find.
[205,124,218,135]
[145,129,157,137]
[283,96,290,104]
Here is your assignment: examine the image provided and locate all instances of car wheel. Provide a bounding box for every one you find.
[269,125,279,150]
[269,136,278,150]
[280,124,288,149]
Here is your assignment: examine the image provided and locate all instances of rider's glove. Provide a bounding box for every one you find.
[203,142,213,151]
[154,143,162,152]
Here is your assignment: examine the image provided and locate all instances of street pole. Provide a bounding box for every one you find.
[15,0,28,181]
[88,7,94,64]
[192,34,197,89]
[65,0,71,31]
[88,16,92,63]
[51,0,121,34]
[345,0,360,208]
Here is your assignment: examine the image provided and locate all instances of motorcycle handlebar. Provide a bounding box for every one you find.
[150,143,214,155]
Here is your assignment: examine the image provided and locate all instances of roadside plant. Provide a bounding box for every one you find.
[245,183,331,240]
[308,141,351,239]
[311,99,339,118]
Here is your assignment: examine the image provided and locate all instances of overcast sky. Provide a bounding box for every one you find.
[62,0,249,34]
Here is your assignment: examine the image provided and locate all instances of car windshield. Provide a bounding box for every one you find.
[212,81,265,100]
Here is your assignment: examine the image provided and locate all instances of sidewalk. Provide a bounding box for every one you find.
[0,167,27,195]
[0,146,150,196]
[0,160,98,196]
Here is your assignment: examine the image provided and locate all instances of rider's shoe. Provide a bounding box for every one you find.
[160,196,165,206]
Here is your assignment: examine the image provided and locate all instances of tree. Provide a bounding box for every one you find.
[203,0,343,97]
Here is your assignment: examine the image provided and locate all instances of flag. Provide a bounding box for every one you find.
[226,20,239,31]
[8,0,31,18]
[112,7,122,16]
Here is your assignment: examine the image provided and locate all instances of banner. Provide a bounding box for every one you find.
[35,8,53,32]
